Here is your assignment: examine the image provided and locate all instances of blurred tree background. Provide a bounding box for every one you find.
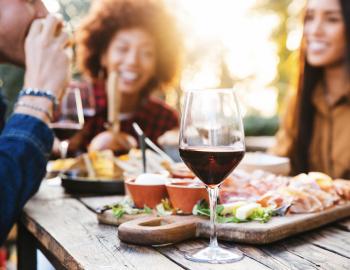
[0,0,305,136]
[254,0,304,112]
[244,0,304,135]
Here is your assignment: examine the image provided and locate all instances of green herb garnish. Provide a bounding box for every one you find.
[192,200,276,224]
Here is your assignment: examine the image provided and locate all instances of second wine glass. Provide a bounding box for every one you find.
[50,87,84,158]
[179,88,245,264]
[69,80,96,118]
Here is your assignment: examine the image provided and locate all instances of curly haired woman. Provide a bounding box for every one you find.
[69,0,182,153]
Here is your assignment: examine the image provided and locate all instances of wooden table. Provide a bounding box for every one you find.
[18,181,350,270]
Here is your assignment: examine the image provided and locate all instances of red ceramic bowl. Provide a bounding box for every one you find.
[125,179,168,209]
[166,180,208,214]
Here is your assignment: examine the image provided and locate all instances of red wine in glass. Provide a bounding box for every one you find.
[51,122,82,141]
[179,147,244,187]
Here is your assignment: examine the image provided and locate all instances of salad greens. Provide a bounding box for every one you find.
[155,199,175,216]
[108,197,277,223]
[110,197,175,219]
[110,197,152,219]
[192,200,276,223]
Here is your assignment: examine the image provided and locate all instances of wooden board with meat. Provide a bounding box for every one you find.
[88,170,350,245]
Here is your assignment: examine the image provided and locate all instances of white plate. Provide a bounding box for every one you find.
[237,152,290,175]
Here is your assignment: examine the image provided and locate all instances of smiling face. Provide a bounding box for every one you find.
[304,0,346,68]
[101,28,157,95]
[0,0,48,66]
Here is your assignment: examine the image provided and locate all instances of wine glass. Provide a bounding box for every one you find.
[69,80,96,118]
[179,88,245,263]
[50,87,84,158]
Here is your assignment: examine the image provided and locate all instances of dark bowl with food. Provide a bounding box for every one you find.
[60,169,125,195]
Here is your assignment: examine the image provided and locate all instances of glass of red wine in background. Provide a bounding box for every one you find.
[69,80,96,119]
[50,87,84,158]
[179,88,245,263]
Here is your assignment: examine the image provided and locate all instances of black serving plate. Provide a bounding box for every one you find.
[60,170,125,195]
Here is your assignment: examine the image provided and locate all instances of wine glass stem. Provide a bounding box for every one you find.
[208,185,219,249]
[59,140,69,159]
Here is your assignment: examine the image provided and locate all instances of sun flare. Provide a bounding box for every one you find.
[167,0,284,116]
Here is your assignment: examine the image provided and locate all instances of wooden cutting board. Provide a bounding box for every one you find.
[96,202,350,246]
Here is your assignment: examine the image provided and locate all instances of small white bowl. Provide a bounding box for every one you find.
[237,152,290,175]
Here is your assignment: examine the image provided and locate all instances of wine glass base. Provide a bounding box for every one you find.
[184,246,244,264]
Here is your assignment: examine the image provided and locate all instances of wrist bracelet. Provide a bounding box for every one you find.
[19,88,59,110]
[15,101,53,121]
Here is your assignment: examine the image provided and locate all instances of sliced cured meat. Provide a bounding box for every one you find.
[333,179,350,200]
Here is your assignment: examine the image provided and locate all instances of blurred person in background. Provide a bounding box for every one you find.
[0,0,71,243]
[271,0,350,179]
[67,0,182,154]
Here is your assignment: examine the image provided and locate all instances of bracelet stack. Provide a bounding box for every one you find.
[18,88,59,110]
[15,101,53,121]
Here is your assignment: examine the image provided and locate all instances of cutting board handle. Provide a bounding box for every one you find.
[118,215,198,246]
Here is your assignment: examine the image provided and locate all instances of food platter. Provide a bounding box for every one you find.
[89,169,350,246]
[96,200,350,245]
[50,149,350,245]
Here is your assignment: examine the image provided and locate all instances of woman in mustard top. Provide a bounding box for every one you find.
[272,0,350,178]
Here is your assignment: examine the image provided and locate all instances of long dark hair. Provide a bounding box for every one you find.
[291,0,350,174]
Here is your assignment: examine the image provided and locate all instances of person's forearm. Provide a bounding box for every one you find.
[0,114,53,244]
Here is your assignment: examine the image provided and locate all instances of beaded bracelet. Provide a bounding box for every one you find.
[15,101,53,121]
[19,88,59,110]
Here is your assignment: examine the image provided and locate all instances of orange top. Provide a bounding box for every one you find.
[271,84,350,179]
